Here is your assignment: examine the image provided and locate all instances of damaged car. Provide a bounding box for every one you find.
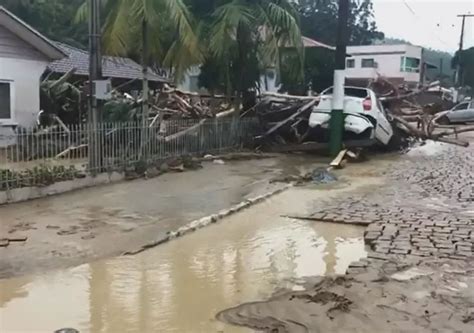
[309,86,394,146]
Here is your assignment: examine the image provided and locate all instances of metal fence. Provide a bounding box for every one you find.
[0,118,260,191]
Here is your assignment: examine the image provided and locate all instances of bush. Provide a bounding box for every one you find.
[0,165,82,191]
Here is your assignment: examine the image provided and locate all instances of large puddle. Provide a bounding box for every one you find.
[0,188,367,332]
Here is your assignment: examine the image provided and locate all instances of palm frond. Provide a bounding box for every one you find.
[209,1,254,59]
[102,0,136,56]
[161,0,203,64]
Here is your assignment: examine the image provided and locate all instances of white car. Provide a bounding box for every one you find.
[309,86,394,145]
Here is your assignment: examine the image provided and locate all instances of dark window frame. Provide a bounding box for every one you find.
[346,59,355,68]
[361,58,375,68]
[0,81,13,120]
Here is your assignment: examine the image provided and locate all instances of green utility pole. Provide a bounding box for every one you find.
[329,0,349,156]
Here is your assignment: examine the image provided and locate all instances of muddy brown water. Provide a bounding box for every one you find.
[0,185,371,333]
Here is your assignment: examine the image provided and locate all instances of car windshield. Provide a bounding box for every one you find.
[322,87,369,99]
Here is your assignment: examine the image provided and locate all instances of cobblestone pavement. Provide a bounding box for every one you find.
[304,138,474,261]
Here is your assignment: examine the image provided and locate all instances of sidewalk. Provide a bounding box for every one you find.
[0,154,325,279]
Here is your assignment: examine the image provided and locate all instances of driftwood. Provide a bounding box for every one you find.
[164,119,207,142]
[257,99,319,139]
[369,76,473,147]
[261,91,320,101]
[55,144,88,159]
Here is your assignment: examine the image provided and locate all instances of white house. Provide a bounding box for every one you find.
[0,6,65,146]
[345,44,435,88]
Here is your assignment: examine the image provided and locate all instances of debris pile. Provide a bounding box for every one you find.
[255,79,473,151]
[255,94,319,145]
[371,78,474,147]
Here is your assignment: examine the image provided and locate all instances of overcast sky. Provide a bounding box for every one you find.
[372,0,474,53]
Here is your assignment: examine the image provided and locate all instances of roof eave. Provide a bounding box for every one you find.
[0,6,66,60]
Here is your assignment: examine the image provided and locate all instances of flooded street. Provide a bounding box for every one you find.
[0,187,368,332]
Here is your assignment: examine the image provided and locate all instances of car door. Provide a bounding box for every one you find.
[374,97,393,145]
[467,102,474,123]
[448,102,469,123]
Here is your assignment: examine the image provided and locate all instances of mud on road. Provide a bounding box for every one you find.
[0,155,321,279]
[218,258,474,333]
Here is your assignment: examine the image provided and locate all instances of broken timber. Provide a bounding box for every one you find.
[257,99,319,139]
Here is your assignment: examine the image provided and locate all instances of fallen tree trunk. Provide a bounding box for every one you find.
[261,92,319,101]
[164,119,207,142]
[257,99,319,139]
[393,115,470,147]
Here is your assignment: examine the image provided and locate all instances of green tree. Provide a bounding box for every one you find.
[0,0,88,47]
[297,0,383,46]
[187,0,304,109]
[453,47,474,89]
[280,0,383,94]
[76,0,202,80]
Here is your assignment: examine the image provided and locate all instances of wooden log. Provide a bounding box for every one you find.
[330,149,348,168]
[257,99,318,139]
[164,119,207,142]
[55,144,88,159]
[261,92,320,100]
[216,108,236,118]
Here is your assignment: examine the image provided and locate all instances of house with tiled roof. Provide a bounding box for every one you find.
[0,6,66,146]
[48,42,168,85]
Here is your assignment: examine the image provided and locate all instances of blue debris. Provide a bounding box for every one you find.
[311,168,337,184]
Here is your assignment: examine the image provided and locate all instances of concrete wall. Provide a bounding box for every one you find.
[0,172,125,206]
[346,44,422,84]
[0,56,48,128]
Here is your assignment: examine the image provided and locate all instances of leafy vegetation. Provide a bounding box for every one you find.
[453,47,474,89]
[0,165,82,191]
[187,0,304,109]
[0,0,88,47]
[280,0,384,93]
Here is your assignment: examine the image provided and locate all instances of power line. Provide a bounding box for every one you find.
[401,0,451,48]
[403,0,416,16]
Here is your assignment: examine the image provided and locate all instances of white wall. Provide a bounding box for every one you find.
[180,66,280,94]
[345,44,422,84]
[0,57,48,128]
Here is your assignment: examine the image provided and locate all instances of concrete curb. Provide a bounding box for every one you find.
[0,172,125,206]
[123,184,291,256]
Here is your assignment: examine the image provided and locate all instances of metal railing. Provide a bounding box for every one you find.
[0,118,259,191]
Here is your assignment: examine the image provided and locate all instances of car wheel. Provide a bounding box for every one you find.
[437,115,450,125]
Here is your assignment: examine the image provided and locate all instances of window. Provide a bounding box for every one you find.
[0,82,12,120]
[400,56,420,73]
[346,59,355,68]
[322,87,369,99]
[188,75,199,92]
[453,103,468,111]
[361,58,375,68]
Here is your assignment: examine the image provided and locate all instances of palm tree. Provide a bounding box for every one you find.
[195,0,304,110]
[77,0,202,123]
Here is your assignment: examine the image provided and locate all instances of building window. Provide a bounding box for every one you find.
[0,82,12,120]
[361,58,375,68]
[346,59,355,68]
[400,56,420,73]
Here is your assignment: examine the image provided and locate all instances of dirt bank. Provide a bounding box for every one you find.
[218,258,474,332]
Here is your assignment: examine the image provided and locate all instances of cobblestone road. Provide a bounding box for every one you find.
[305,138,473,261]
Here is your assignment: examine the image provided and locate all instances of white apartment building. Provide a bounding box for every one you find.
[345,44,434,87]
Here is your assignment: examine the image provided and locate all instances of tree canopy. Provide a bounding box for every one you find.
[0,0,88,47]
[453,47,474,89]
[186,0,304,102]
[280,0,384,94]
